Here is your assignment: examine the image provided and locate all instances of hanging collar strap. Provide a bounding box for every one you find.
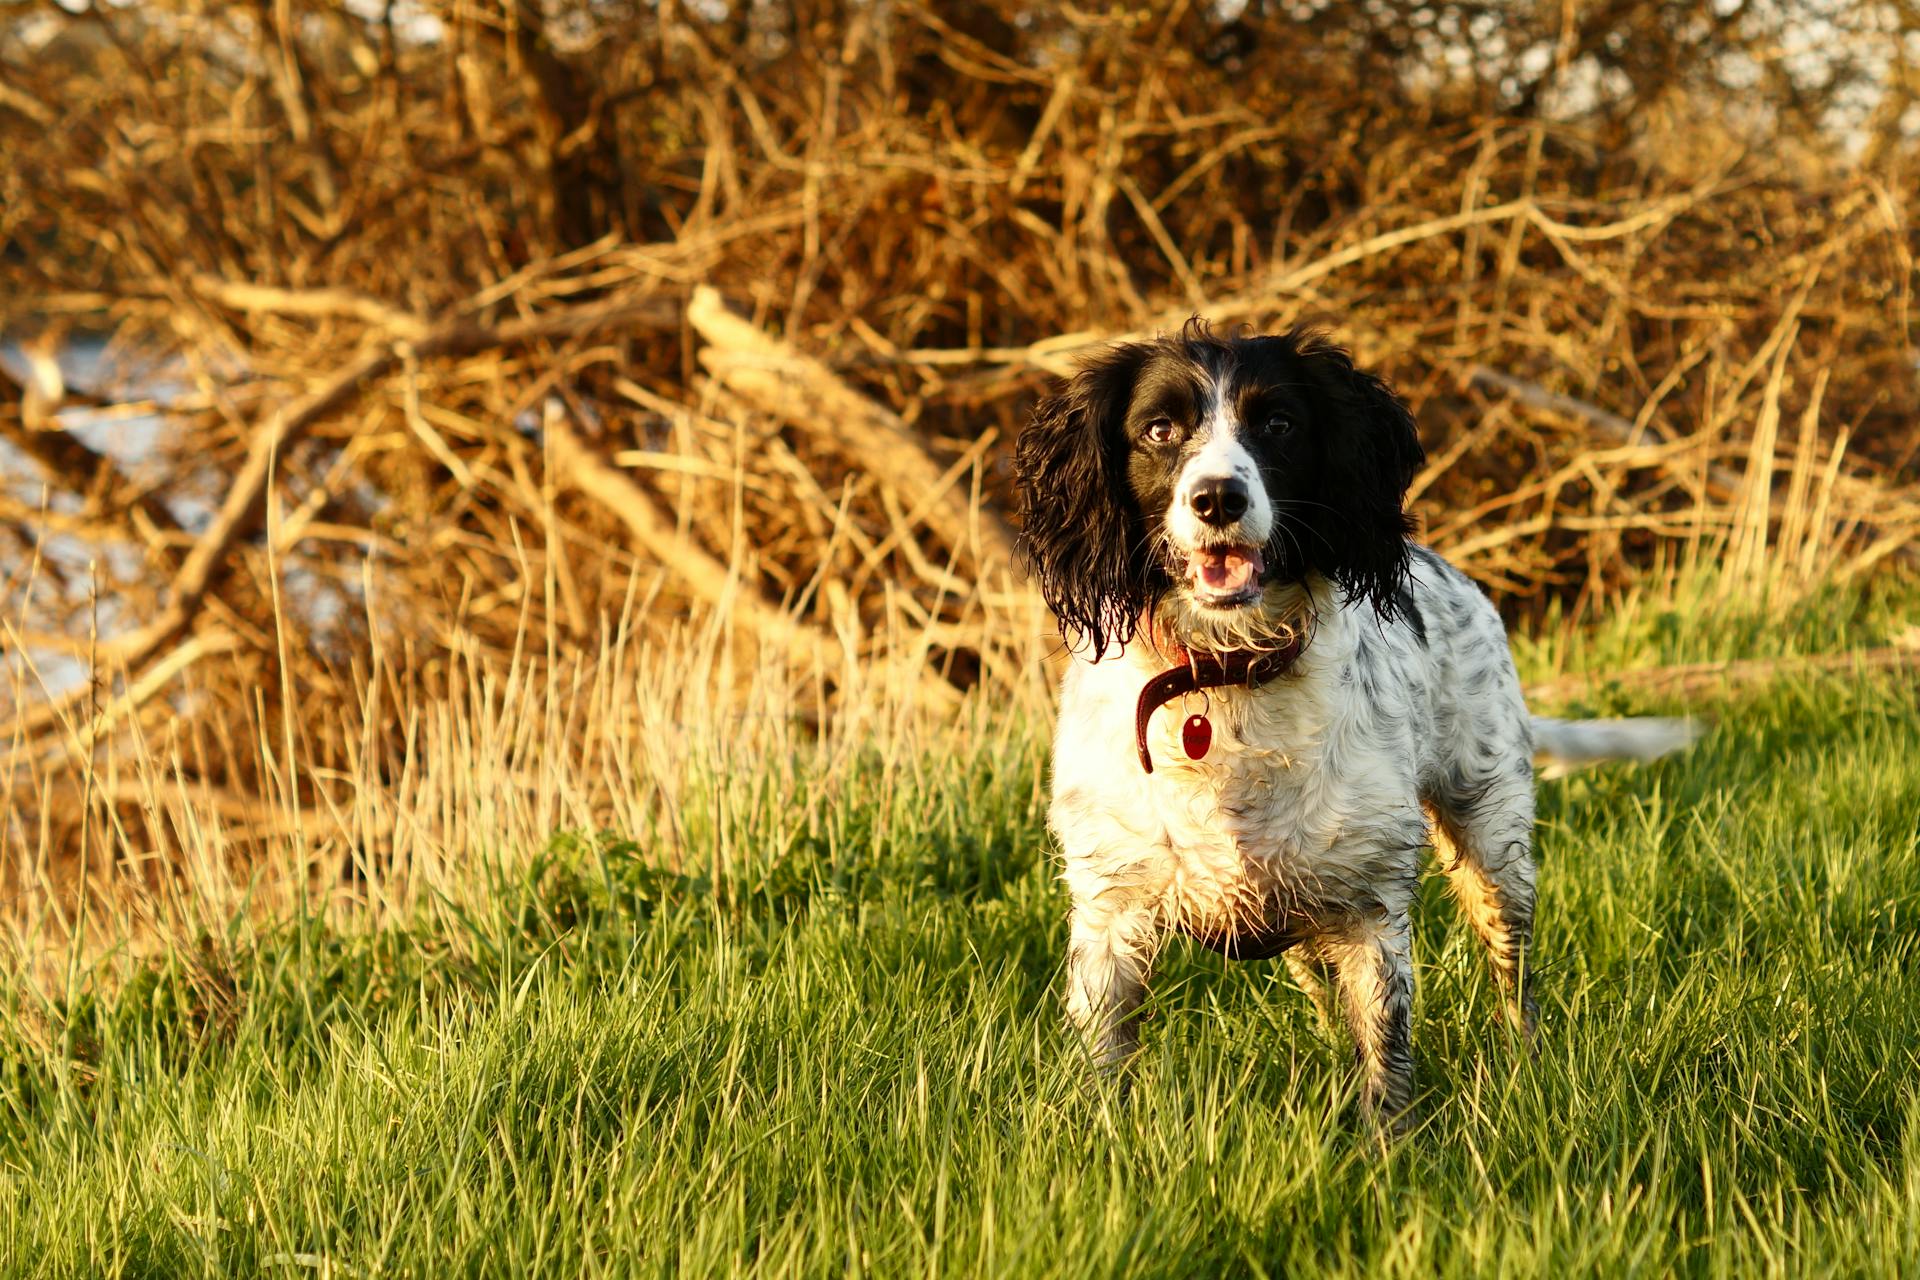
[1133,635,1304,774]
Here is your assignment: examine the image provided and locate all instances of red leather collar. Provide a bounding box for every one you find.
[1134,634,1304,774]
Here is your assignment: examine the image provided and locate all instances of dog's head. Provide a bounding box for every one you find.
[1014,322,1423,655]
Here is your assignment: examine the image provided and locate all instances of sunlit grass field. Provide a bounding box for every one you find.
[3,580,1918,1277]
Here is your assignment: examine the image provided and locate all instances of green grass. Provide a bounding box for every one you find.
[3,581,1919,1277]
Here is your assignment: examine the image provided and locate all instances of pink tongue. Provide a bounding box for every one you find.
[1190,546,1264,593]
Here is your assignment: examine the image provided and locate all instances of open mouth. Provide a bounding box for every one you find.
[1184,544,1265,607]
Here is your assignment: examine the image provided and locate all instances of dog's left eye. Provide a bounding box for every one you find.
[1265,414,1294,435]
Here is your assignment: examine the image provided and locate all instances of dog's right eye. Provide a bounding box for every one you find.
[1143,418,1177,444]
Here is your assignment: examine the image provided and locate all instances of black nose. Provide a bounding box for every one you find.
[1190,477,1249,527]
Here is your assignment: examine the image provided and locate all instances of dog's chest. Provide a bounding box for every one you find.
[1147,696,1349,869]
[1052,662,1385,930]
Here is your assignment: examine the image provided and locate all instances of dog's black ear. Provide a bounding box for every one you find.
[1300,334,1424,617]
[1014,344,1151,655]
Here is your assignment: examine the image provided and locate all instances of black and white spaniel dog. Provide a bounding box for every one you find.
[1015,322,1693,1123]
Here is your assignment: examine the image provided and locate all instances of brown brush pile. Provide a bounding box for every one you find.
[2,2,1917,917]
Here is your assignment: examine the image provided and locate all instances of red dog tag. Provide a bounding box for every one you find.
[1182,713,1212,760]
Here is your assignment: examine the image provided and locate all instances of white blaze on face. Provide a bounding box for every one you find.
[1163,379,1275,606]
[1166,379,1274,554]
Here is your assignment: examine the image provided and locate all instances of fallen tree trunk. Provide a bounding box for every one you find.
[544,412,845,671]
[546,410,960,712]
[686,287,1023,588]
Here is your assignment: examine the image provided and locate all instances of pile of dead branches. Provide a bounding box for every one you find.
[2,1,1917,875]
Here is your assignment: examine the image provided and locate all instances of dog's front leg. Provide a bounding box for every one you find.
[1064,892,1160,1070]
[1322,908,1417,1125]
